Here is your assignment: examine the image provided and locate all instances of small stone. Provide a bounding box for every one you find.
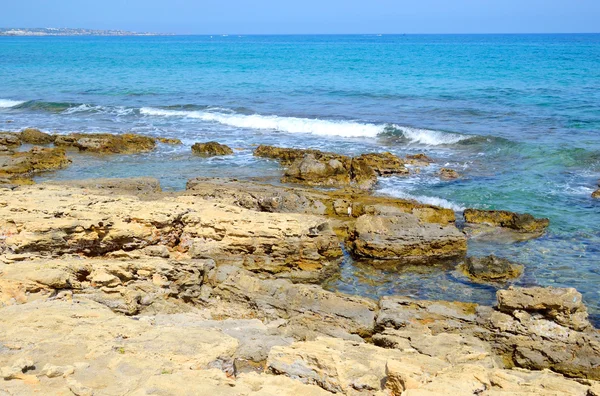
[42,363,75,378]
[439,167,459,179]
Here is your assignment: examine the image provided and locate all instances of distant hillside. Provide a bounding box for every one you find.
[0,28,171,36]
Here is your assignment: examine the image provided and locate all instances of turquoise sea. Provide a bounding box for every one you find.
[1,34,599,321]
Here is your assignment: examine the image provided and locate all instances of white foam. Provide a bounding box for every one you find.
[140,107,382,138]
[62,104,134,116]
[378,187,465,211]
[0,99,25,108]
[392,125,469,145]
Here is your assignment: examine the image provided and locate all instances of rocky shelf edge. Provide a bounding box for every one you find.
[0,178,598,395]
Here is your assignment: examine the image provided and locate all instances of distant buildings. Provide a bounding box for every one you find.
[0,28,170,36]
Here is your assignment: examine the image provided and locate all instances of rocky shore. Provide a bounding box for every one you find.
[0,131,597,395]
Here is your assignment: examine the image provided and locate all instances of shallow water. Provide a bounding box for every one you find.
[1,34,599,321]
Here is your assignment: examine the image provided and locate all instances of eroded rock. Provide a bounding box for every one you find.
[439,167,459,179]
[461,255,523,283]
[20,128,54,145]
[55,133,156,154]
[0,147,71,179]
[356,152,409,176]
[347,213,467,262]
[464,208,549,234]
[192,141,234,156]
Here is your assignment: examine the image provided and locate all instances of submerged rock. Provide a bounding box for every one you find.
[55,133,156,154]
[156,137,182,144]
[461,255,523,283]
[439,167,459,179]
[405,153,434,166]
[20,128,54,144]
[192,141,234,156]
[593,188,600,199]
[0,147,71,179]
[347,213,467,262]
[464,208,549,234]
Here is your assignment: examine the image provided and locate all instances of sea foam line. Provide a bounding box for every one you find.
[0,99,25,108]
[140,107,469,144]
[377,187,466,211]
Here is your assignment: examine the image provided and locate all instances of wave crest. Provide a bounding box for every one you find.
[0,99,25,108]
[141,107,470,145]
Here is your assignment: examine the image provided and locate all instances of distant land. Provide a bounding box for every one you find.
[0,28,171,36]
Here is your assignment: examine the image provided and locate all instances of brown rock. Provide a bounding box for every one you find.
[254,144,323,165]
[55,133,156,154]
[45,177,162,196]
[356,152,409,176]
[0,132,21,148]
[406,153,434,166]
[156,137,182,144]
[192,141,234,156]
[347,213,467,262]
[463,208,549,234]
[439,167,459,179]
[593,189,600,199]
[0,147,71,178]
[461,255,523,283]
[19,128,54,144]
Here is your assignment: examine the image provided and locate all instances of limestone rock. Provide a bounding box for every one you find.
[439,167,459,179]
[253,144,323,165]
[461,255,523,283]
[0,147,71,178]
[212,266,377,337]
[0,132,21,148]
[185,177,455,225]
[45,177,162,196]
[19,128,54,144]
[356,152,409,176]
[192,141,234,156]
[496,286,590,331]
[464,208,549,234]
[55,133,156,154]
[347,213,467,262]
[0,185,342,282]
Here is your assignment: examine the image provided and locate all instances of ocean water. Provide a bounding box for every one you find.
[1,34,599,321]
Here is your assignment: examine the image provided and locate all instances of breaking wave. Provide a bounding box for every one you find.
[0,99,25,108]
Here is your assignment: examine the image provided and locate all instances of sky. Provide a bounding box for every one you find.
[1,0,599,35]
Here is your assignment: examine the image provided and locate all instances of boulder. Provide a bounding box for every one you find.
[405,153,434,166]
[347,213,467,262]
[593,189,600,199]
[282,154,377,190]
[54,133,156,154]
[463,208,549,234]
[19,128,54,144]
[192,141,234,156]
[461,255,523,283]
[356,152,409,176]
[439,167,459,179]
[496,286,591,331]
[0,147,71,178]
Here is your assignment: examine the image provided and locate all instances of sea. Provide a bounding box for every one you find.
[1,34,599,322]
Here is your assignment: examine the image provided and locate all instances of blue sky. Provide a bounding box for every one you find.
[1,0,599,34]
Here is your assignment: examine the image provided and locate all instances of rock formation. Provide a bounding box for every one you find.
[192,141,234,156]
[55,133,156,154]
[460,255,523,283]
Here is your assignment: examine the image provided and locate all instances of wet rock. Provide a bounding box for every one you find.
[55,133,156,154]
[356,152,409,176]
[593,188,600,199]
[19,128,54,144]
[461,255,523,283]
[192,141,234,156]
[156,137,182,144]
[496,286,591,331]
[405,153,434,166]
[282,153,377,190]
[439,167,459,179]
[0,132,21,148]
[347,213,467,262]
[0,147,71,179]
[185,177,455,225]
[255,145,378,190]
[463,208,549,234]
